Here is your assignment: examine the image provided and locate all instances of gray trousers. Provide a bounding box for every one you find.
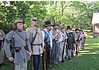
[68,49,72,58]
[80,40,84,49]
[15,62,27,70]
[0,48,4,64]
[59,43,66,61]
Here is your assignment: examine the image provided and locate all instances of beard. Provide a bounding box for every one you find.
[54,27,57,30]
[17,28,23,32]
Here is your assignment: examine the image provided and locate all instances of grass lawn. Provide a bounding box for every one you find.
[0,38,99,70]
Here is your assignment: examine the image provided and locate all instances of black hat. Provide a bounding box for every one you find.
[67,26,71,30]
[61,26,65,30]
[31,17,37,21]
[52,22,59,26]
[14,19,24,25]
[44,21,52,27]
[75,29,79,31]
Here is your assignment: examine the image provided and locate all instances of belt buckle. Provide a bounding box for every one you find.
[21,47,24,50]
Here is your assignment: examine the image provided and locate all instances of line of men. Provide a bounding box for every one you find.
[0,17,86,70]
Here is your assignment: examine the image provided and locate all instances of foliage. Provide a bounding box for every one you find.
[0,1,99,33]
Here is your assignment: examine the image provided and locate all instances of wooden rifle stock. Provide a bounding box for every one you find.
[31,43,34,70]
[43,45,46,70]
[62,40,66,63]
[76,42,78,55]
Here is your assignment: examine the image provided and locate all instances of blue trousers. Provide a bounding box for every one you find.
[51,42,60,64]
[33,55,40,70]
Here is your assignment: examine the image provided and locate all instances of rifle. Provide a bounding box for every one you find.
[66,44,68,59]
[62,40,66,63]
[53,40,57,67]
[43,45,46,70]
[71,46,74,57]
[11,34,15,70]
[75,42,78,55]
[31,51,34,70]
[31,33,34,70]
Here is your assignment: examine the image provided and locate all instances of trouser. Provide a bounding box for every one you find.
[15,62,27,70]
[42,46,50,70]
[80,41,84,50]
[75,42,80,55]
[0,48,4,64]
[51,42,60,64]
[33,55,40,70]
[59,43,66,61]
[72,45,75,57]
[68,49,72,58]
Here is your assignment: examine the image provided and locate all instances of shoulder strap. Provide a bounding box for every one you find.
[31,28,37,44]
[14,31,26,42]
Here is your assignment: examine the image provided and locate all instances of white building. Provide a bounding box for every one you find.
[92,12,99,37]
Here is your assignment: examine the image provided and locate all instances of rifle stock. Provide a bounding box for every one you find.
[62,40,66,63]
[76,42,78,55]
[31,43,34,70]
[31,55,34,70]
[43,45,46,70]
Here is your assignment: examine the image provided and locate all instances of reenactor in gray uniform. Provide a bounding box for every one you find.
[0,29,5,67]
[4,20,32,70]
[26,17,43,70]
[50,22,61,65]
[59,26,67,62]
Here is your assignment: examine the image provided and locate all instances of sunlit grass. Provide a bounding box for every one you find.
[0,38,99,70]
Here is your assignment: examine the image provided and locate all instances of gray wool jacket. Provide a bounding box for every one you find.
[4,30,32,64]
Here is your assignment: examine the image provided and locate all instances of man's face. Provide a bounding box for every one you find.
[31,20,37,26]
[53,25,58,30]
[17,23,24,29]
[62,28,65,32]
[47,26,51,30]
[77,30,79,33]
[68,29,71,32]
